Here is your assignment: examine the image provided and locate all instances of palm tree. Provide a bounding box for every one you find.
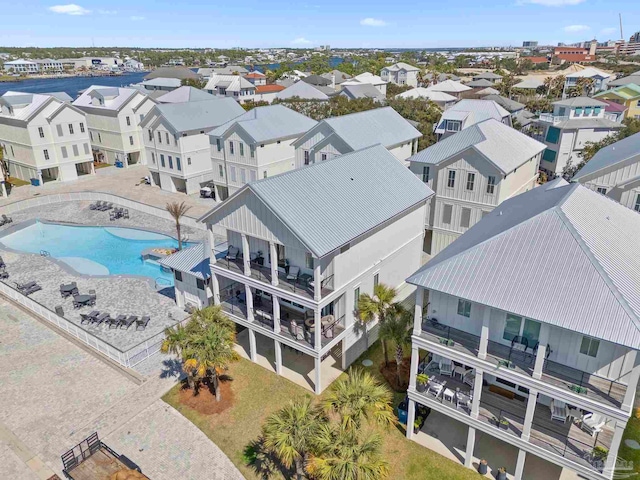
[262,398,324,480]
[378,311,412,387]
[161,323,198,389]
[307,424,389,480]
[166,201,191,250]
[323,368,395,433]
[357,283,405,366]
[543,76,553,98]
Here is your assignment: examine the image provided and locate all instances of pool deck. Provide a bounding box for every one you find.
[0,200,214,353]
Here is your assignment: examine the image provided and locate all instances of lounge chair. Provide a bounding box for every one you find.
[15,281,37,291]
[463,368,475,387]
[550,399,568,423]
[113,314,127,327]
[120,315,137,329]
[89,289,96,300]
[2,214,13,224]
[107,316,121,328]
[286,266,300,282]
[427,380,446,398]
[23,284,42,296]
[86,310,100,320]
[89,201,99,210]
[105,203,113,210]
[123,209,129,219]
[80,313,93,324]
[0,256,5,268]
[109,211,117,221]
[93,313,109,325]
[226,246,240,261]
[0,269,8,280]
[581,413,605,437]
[136,316,150,330]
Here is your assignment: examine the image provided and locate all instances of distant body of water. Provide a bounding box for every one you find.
[0,72,148,97]
[252,56,344,73]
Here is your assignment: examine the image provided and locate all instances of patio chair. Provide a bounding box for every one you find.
[2,214,13,224]
[581,413,605,437]
[89,289,96,300]
[289,320,298,336]
[456,390,473,410]
[107,316,120,328]
[55,306,64,317]
[80,313,93,324]
[121,315,138,329]
[89,201,100,210]
[23,283,42,295]
[439,359,454,377]
[109,211,117,221]
[15,280,37,291]
[550,399,568,423]
[136,316,150,330]
[113,314,127,327]
[286,266,300,282]
[123,209,129,219]
[93,313,109,325]
[462,368,475,387]
[0,256,5,268]
[427,380,446,398]
[0,268,8,280]
[105,203,114,210]
[226,246,240,261]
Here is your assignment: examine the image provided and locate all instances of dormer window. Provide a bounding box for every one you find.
[445,120,461,132]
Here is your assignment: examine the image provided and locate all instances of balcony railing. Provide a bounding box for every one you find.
[539,113,569,124]
[419,319,626,408]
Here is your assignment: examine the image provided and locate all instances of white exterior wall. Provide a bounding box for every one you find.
[173,272,210,309]
[576,158,640,194]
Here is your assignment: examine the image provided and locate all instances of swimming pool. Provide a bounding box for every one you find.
[0,222,192,284]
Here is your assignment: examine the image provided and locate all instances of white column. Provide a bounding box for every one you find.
[478,306,491,359]
[314,308,322,351]
[208,228,217,264]
[521,389,538,441]
[269,242,278,286]
[272,295,281,333]
[604,420,626,477]
[274,340,282,375]
[533,323,550,379]
[1,181,6,198]
[622,353,640,411]
[90,162,95,175]
[514,449,526,480]
[241,233,251,276]
[314,356,322,394]
[245,284,254,322]
[409,346,420,390]
[37,170,43,185]
[210,273,220,306]
[406,399,416,440]
[413,286,424,336]
[471,371,483,418]
[248,329,257,362]
[464,427,476,468]
[314,261,321,301]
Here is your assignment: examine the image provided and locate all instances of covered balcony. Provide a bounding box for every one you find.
[418,318,627,409]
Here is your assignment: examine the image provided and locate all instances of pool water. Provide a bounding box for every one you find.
[0,222,191,284]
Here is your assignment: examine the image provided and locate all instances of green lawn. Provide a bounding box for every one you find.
[94,162,112,169]
[162,341,479,480]
[8,176,30,187]
[617,411,640,478]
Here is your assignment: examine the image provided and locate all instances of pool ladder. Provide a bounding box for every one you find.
[40,250,50,257]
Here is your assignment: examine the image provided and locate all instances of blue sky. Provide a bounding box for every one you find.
[1,0,638,48]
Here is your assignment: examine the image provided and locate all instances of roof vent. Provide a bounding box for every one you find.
[499,211,503,216]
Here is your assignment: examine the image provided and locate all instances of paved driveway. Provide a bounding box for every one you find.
[0,296,244,480]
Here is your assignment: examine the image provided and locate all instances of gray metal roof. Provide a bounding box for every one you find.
[552,97,608,108]
[45,92,73,102]
[208,104,317,143]
[311,107,422,150]
[201,144,433,258]
[0,94,33,106]
[608,75,640,87]
[276,81,330,101]
[410,118,545,174]
[160,244,210,280]
[573,132,640,181]
[156,86,216,104]
[407,179,640,349]
[543,117,623,130]
[481,94,525,113]
[141,77,182,88]
[437,99,510,131]
[146,98,245,133]
[466,78,495,88]
[474,72,503,80]
[340,83,385,101]
[144,66,199,80]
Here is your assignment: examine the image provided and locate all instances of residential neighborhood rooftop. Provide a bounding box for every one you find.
[144,66,200,80]
[426,79,472,93]
[275,80,330,101]
[480,94,525,112]
[552,96,608,108]
[155,86,217,103]
[73,85,141,111]
[572,132,640,181]
[160,243,210,280]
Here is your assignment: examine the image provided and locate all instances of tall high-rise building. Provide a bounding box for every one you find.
[522,41,538,48]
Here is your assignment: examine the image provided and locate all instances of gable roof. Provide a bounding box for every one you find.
[341,72,387,87]
[0,91,56,122]
[572,132,640,181]
[466,78,495,88]
[200,144,433,258]
[608,75,640,87]
[155,86,216,104]
[565,67,611,79]
[144,66,199,80]
[321,70,352,84]
[255,84,285,94]
[437,99,510,132]
[383,62,420,72]
[474,71,503,80]
[45,91,73,102]
[410,118,545,174]
[204,74,255,92]
[294,107,421,151]
[73,85,142,112]
[302,74,332,86]
[396,88,457,103]
[513,78,544,90]
[407,180,640,349]
[141,77,182,88]
[426,80,472,93]
[142,97,245,134]
[481,94,526,113]
[208,105,317,143]
[594,83,640,100]
[276,81,330,101]
[340,83,385,101]
[160,244,210,280]
[553,96,608,108]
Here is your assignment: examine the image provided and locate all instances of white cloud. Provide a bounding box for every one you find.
[97,9,117,14]
[130,15,145,20]
[518,0,585,5]
[291,37,311,45]
[360,17,388,27]
[600,27,617,35]
[564,24,590,32]
[48,4,90,15]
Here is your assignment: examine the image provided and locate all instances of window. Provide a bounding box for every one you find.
[580,336,600,358]
[216,139,221,151]
[596,187,607,195]
[72,144,79,156]
[61,146,68,158]
[43,149,50,160]
[10,145,14,156]
[165,132,170,144]
[263,171,267,179]
[83,143,89,155]
[442,204,453,224]
[151,152,155,164]
[230,166,237,182]
[126,116,131,126]
[445,120,461,132]
[168,156,173,169]
[187,157,191,166]
[545,127,560,144]
[466,172,475,191]
[38,127,44,138]
[240,168,246,183]
[305,252,313,269]
[90,131,93,141]
[129,136,134,146]
[460,207,471,228]
[158,131,162,143]
[218,165,224,178]
[239,142,244,156]
[140,114,144,122]
[160,154,165,167]
[321,153,327,161]
[635,194,640,212]
[175,271,183,282]
[354,287,360,312]
[304,150,310,165]
[56,124,63,137]
[447,170,456,188]
[487,176,496,194]
[148,129,153,141]
[250,146,255,158]
[97,133,101,143]
[68,123,74,134]
[174,135,178,146]
[457,299,471,317]
[373,273,379,288]
[80,122,85,133]
[503,314,522,341]
[196,278,205,290]
[176,157,181,171]
[229,141,234,154]
[422,166,429,183]
[522,319,541,346]
[250,170,257,182]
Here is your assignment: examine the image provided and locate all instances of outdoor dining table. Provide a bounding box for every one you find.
[60,284,77,293]
[73,294,93,305]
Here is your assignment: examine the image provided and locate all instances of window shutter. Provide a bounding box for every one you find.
[56,124,63,137]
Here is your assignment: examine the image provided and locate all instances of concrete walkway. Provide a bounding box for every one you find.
[0,295,244,480]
